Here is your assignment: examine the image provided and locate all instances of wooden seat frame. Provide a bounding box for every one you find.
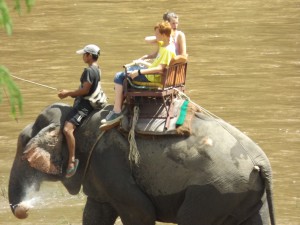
[123,55,188,129]
[123,55,188,98]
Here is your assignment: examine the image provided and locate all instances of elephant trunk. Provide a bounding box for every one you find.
[11,203,30,219]
[8,156,41,219]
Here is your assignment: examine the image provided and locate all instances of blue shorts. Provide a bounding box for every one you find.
[114,65,149,85]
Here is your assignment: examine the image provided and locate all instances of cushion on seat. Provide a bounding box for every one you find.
[132,80,163,88]
[127,78,162,90]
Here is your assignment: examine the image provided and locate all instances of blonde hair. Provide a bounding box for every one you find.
[163,12,179,22]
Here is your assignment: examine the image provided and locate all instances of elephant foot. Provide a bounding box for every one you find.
[12,201,32,219]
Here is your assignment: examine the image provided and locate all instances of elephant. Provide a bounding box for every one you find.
[8,102,276,225]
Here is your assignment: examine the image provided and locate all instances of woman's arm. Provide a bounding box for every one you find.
[133,43,159,67]
[132,59,152,67]
[139,41,160,60]
[144,35,157,44]
[138,50,158,61]
[177,31,187,56]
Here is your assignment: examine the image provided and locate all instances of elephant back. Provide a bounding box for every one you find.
[131,113,268,196]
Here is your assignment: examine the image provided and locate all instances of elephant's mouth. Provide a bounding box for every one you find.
[11,200,35,219]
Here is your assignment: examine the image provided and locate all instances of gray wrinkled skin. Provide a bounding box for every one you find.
[8,103,275,225]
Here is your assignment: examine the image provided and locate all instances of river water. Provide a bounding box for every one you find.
[0,0,299,224]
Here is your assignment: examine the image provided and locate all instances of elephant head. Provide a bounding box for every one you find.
[22,123,63,175]
[8,103,82,219]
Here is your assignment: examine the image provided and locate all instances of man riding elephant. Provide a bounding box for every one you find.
[58,44,106,178]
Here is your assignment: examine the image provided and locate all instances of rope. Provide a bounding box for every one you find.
[174,88,221,120]
[11,75,57,90]
[128,106,140,166]
[174,88,257,167]
[81,130,106,182]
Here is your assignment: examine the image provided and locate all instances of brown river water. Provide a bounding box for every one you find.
[0,0,299,224]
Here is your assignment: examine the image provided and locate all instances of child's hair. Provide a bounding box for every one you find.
[154,21,172,37]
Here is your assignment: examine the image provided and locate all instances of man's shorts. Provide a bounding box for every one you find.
[66,100,94,126]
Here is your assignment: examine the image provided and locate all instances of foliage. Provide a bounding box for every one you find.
[15,0,35,14]
[0,0,35,118]
[0,66,23,118]
[0,0,35,35]
[0,0,12,35]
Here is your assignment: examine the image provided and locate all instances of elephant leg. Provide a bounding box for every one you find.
[112,187,156,225]
[91,144,156,225]
[240,200,269,225]
[83,197,118,225]
[176,185,233,225]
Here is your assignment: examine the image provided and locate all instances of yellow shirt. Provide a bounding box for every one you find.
[145,41,176,83]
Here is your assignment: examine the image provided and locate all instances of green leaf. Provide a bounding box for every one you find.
[0,0,13,35]
[0,0,36,118]
[4,22,12,35]
[14,0,21,14]
[14,0,35,14]
[25,0,35,12]
[0,66,23,119]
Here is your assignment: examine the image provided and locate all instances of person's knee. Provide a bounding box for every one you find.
[63,123,75,136]
[114,71,125,85]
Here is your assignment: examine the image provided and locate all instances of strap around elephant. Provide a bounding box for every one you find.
[81,130,106,182]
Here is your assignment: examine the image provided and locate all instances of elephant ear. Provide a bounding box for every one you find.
[22,123,64,175]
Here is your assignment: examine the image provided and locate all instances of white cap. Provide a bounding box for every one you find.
[76,44,100,56]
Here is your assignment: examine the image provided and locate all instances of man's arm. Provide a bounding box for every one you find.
[58,82,92,99]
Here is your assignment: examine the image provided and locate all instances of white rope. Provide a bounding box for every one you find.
[11,75,57,90]
[128,106,140,166]
[174,88,221,120]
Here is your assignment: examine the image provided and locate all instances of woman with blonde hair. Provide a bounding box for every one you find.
[145,11,187,56]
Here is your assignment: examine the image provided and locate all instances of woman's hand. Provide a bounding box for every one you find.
[133,59,144,65]
[128,70,139,79]
[133,59,151,67]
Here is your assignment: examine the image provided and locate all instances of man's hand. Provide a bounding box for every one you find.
[58,90,69,99]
